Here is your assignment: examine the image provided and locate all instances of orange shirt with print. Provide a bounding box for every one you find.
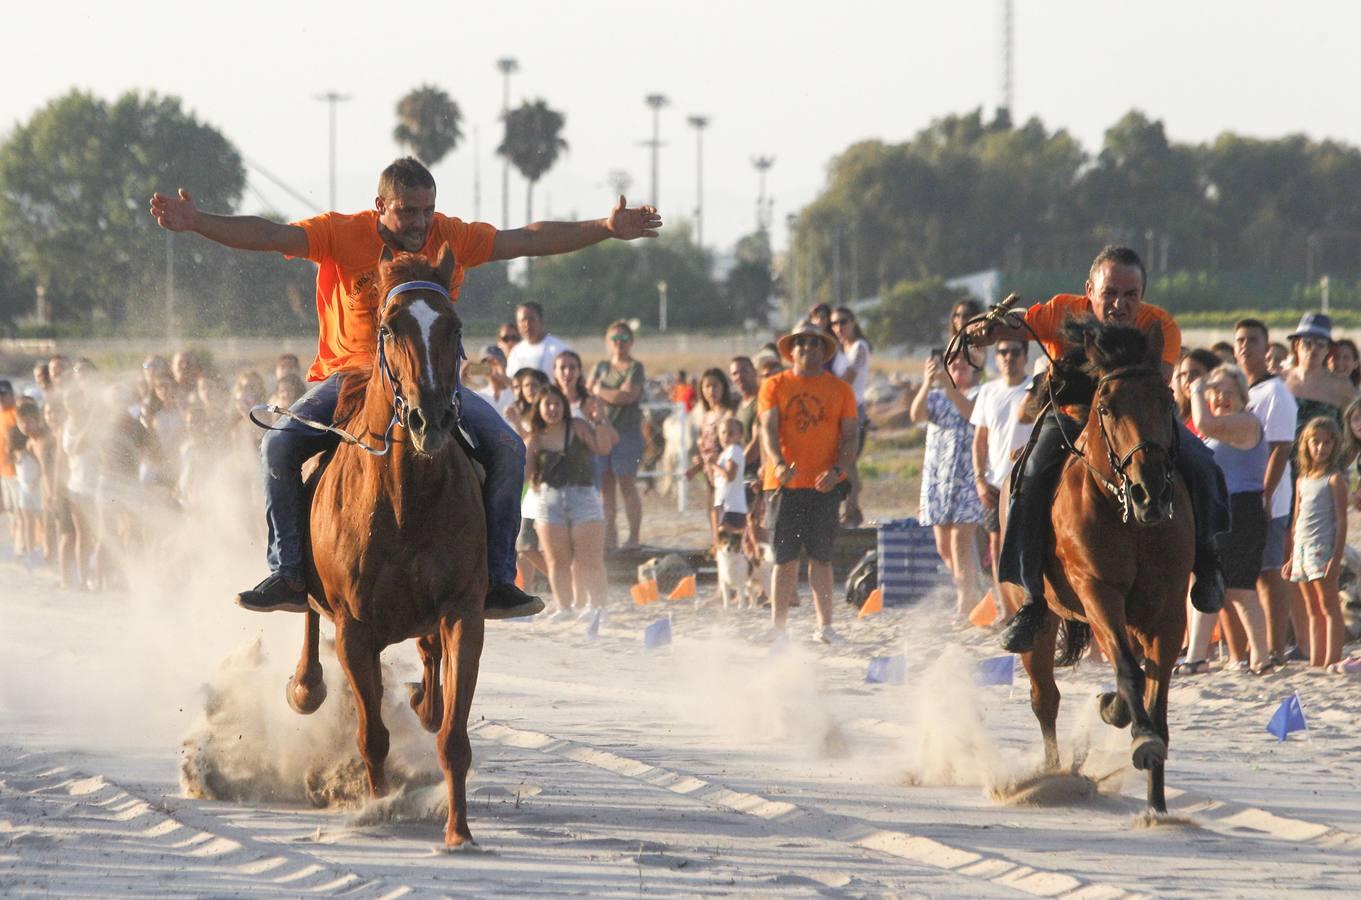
[1023,294,1181,367]
[0,406,16,478]
[291,210,497,382]
[758,370,857,491]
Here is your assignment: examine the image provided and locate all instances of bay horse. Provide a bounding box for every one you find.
[1016,319,1193,813]
[284,244,489,848]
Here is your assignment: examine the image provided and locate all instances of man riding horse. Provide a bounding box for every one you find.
[149,157,662,618]
[968,245,1230,653]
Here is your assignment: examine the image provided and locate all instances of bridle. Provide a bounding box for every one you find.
[251,279,465,456]
[1090,365,1179,523]
[945,296,1179,524]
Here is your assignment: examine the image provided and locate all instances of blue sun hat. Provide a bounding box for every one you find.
[1287,312,1333,343]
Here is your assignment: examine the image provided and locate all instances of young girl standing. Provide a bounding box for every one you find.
[1282,416,1349,669]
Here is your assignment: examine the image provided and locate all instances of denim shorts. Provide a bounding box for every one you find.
[534,485,604,526]
[595,424,644,478]
[1261,515,1288,572]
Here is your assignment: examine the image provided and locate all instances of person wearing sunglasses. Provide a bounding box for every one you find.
[759,321,859,643]
[496,322,522,363]
[589,320,646,549]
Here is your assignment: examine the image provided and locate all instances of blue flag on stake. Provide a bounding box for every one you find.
[583,609,601,640]
[976,655,1015,686]
[644,616,672,649]
[865,655,907,685]
[1266,693,1308,742]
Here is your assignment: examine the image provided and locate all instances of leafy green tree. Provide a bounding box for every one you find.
[725,230,773,323]
[0,242,35,334]
[497,99,567,223]
[0,89,244,329]
[865,277,973,348]
[393,84,463,166]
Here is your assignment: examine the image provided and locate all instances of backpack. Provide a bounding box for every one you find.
[844,549,878,608]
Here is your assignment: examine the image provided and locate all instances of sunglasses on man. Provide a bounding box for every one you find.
[792,335,825,350]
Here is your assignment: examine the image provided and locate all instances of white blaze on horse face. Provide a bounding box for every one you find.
[407,298,442,390]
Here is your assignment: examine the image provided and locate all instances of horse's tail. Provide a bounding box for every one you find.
[1054,619,1091,668]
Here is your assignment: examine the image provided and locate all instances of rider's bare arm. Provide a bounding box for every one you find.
[149,189,307,256]
[491,196,662,261]
[966,321,1027,347]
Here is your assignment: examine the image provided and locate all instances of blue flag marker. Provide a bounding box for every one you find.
[865,655,907,685]
[975,655,1015,686]
[583,609,601,640]
[1266,693,1308,742]
[644,616,672,649]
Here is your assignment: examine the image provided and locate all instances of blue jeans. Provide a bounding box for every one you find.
[261,373,524,587]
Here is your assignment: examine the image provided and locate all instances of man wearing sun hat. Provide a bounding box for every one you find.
[758,320,859,643]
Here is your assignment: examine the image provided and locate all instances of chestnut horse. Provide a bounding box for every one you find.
[1016,320,1193,813]
[285,245,489,847]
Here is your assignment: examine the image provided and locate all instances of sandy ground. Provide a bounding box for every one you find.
[3,486,1361,898]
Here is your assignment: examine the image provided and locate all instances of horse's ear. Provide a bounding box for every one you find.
[1083,326,1100,365]
[1144,325,1164,368]
[434,242,456,289]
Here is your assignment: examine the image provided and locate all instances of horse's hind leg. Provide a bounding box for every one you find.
[336,619,390,797]
[1020,614,1062,771]
[287,608,327,715]
[406,633,444,734]
[438,611,486,848]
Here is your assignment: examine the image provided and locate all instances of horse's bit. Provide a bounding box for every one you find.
[250,279,466,457]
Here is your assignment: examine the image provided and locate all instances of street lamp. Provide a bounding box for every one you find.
[644,94,669,207]
[687,115,709,248]
[657,280,669,332]
[314,91,352,210]
[752,156,775,231]
[496,57,519,227]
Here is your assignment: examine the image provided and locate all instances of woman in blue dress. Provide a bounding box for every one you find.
[910,348,984,619]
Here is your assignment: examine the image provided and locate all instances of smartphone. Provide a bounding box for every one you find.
[930,347,945,360]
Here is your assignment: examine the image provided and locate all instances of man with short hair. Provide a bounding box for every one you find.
[729,356,762,483]
[150,156,662,617]
[504,301,569,376]
[759,322,859,643]
[275,353,301,382]
[496,321,521,363]
[970,340,1033,619]
[970,245,1230,652]
[1234,317,1304,658]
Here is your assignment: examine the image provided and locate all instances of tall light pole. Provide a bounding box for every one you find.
[644,94,669,207]
[315,91,352,210]
[687,115,709,248]
[752,155,775,232]
[657,280,669,332]
[496,57,519,227]
[999,0,1014,118]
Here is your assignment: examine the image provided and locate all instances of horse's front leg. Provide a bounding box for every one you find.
[438,610,486,849]
[287,607,328,715]
[335,618,390,797]
[406,633,444,734]
[1140,627,1177,812]
[1077,580,1165,773]
[1019,613,1062,771]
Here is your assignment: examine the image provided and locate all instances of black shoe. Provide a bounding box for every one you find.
[236,572,309,613]
[1001,601,1048,654]
[485,582,546,620]
[1189,547,1225,614]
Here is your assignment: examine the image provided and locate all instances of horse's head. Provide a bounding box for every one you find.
[1079,319,1178,526]
[376,244,464,456]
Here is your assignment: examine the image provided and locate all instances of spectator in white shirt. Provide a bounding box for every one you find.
[970,339,1033,621]
[505,301,570,377]
[1234,317,1304,660]
[468,345,514,413]
[830,306,872,526]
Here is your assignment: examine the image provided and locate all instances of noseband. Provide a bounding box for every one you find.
[375,279,466,448]
[1090,365,1179,523]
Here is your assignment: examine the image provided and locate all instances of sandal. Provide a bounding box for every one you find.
[1173,659,1210,676]
[1250,660,1280,676]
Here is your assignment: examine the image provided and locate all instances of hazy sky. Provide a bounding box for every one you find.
[3,1,1357,253]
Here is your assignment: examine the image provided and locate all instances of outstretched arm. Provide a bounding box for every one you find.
[149,189,308,256]
[491,195,662,261]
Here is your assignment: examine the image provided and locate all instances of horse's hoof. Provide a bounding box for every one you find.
[444,831,477,851]
[286,675,327,715]
[1098,692,1132,729]
[1131,733,1167,771]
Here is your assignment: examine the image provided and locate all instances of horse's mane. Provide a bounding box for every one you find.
[1033,316,1153,411]
[333,252,452,428]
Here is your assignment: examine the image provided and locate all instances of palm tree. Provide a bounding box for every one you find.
[393,85,463,166]
[497,99,567,222]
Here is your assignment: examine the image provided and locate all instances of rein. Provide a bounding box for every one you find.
[250,279,463,457]
[947,298,1178,523]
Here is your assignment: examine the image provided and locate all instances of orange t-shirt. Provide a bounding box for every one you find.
[290,210,498,381]
[1023,294,1181,368]
[758,370,858,490]
[0,406,16,478]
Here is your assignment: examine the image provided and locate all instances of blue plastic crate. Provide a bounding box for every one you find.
[877,518,948,606]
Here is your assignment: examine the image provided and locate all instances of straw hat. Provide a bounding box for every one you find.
[776,320,838,362]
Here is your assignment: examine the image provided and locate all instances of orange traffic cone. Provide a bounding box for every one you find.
[969,591,998,628]
[858,587,883,618]
[631,579,660,606]
[668,575,696,600]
